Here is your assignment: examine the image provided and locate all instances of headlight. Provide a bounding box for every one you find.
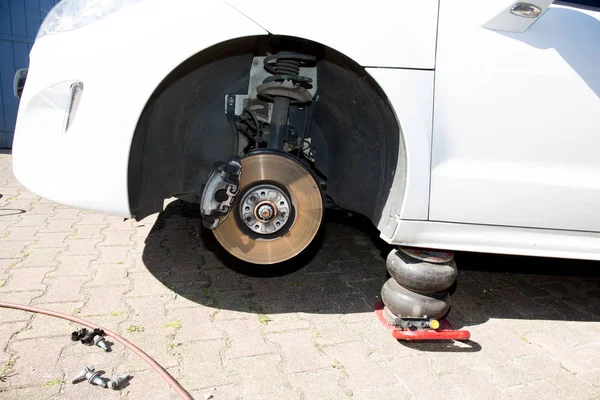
[37,0,143,40]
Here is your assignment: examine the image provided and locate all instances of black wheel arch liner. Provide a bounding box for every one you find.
[128,35,404,227]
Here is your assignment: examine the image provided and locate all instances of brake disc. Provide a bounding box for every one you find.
[213,152,323,264]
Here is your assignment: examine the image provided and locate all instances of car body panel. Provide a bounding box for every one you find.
[12,0,600,261]
[12,0,266,216]
[366,68,434,227]
[225,0,440,69]
[384,218,600,261]
[430,2,600,231]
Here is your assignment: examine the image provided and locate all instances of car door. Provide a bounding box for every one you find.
[430,0,600,232]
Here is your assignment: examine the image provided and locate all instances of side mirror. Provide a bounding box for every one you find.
[13,69,28,99]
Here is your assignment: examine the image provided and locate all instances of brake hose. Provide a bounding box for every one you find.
[0,302,193,400]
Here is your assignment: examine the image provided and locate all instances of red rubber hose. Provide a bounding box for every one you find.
[0,302,193,400]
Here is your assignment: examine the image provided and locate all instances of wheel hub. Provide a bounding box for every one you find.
[240,184,291,235]
[213,153,323,264]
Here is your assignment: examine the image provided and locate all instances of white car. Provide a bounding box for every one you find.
[12,0,600,320]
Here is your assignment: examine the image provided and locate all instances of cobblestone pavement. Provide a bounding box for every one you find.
[1,151,600,400]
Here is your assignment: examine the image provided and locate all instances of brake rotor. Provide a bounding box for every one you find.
[213,153,323,264]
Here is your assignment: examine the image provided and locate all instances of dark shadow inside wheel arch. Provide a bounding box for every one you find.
[128,35,403,227]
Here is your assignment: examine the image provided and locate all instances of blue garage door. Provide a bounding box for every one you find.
[0,0,60,149]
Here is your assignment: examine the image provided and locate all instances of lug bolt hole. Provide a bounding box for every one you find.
[260,191,266,196]
[245,206,250,211]
[276,222,281,226]
[279,201,284,206]
[254,224,259,229]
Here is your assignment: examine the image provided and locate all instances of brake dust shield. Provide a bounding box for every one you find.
[213,153,323,264]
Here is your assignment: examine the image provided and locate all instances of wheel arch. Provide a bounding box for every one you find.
[127,35,407,228]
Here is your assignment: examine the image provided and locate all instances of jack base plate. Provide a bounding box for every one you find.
[374,301,471,341]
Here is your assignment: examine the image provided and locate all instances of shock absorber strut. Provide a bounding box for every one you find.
[256,51,316,150]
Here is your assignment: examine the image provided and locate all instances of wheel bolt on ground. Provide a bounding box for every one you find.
[108,373,132,389]
[88,371,107,388]
[93,334,110,351]
[71,365,95,384]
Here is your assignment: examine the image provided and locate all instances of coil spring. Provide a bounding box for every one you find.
[268,58,300,76]
[263,52,315,85]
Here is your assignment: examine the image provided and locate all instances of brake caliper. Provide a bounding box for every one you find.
[200,156,242,229]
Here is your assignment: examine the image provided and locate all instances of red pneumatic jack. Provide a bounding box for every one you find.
[374,301,471,341]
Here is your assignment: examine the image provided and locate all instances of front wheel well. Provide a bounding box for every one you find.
[128,35,403,225]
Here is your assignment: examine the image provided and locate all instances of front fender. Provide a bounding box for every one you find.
[13,0,266,216]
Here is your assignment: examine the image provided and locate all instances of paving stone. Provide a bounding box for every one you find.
[212,290,257,321]
[267,329,331,373]
[39,219,77,233]
[379,354,441,396]
[578,370,600,388]
[48,207,81,220]
[0,267,53,292]
[168,306,223,341]
[53,254,96,276]
[179,339,232,390]
[75,213,107,225]
[0,321,28,354]
[28,203,58,215]
[505,380,559,400]
[105,216,137,231]
[188,385,241,400]
[227,353,300,400]
[126,272,174,298]
[7,337,65,387]
[0,241,29,259]
[544,320,600,347]
[101,230,135,246]
[16,301,83,340]
[69,224,105,240]
[0,386,61,400]
[204,268,250,292]
[5,226,41,241]
[288,368,348,400]
[118,368,177,400]
[0,291,44,322]
[125,296,171,329]
[324,341,397,391]
[163,262,209,287]
[32,276,87,303]
[217,318,277,360]
[94,245,133,264]
[347,319,415,361]
[261,313,311,334]
[351,384,410,400]
[86,264,130,287]
[482,320,541,359]
[63,238,102,255]
[301,313,362,346]
[17,247,64,268]
[4,199,35,212]
[525,330,600,375]
[10,214,50,227]
[81,285,129,316]
[0,258,19,279]
[115,329,179,372]
[437,368,506,400]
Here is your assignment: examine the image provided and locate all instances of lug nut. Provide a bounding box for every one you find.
[72,365,95,384]
[93,334,110,352]
[108,373,132,390]
[88,371,107,388]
